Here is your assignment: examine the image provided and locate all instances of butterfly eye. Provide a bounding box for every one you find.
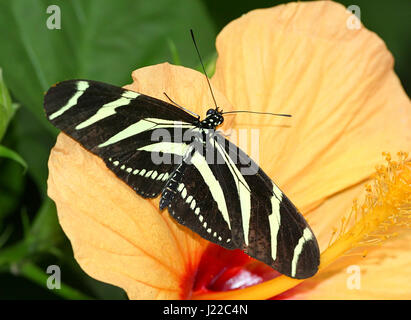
[206,109,215,116]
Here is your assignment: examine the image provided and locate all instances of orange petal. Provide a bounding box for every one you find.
[124,63,234,130]
[212,1,411,211]
[291,231,411,299]
[47,64,234,299]
[48,134,203,299]
[308,182,367,251]
[293,153,411,299]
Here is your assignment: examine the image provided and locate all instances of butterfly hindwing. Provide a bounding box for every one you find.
[165,160,235,249]
[105,149,183,198]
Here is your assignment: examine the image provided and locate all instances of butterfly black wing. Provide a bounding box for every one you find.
[44,79,320,279]
[44,79,197,198]
[224,137,320,279]
[162,130,320,279]
[159,136,236,250]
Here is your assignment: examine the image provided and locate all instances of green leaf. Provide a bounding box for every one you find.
[0,241,29,267]
[0,198,62,267]
[0,0,216,134]
[0,159,25,223]
[0,225,13,249]
[0,0,217,197]
[167,39,182,66]
[12,108,54,195]
[27,198,63,251]
[0,68,17,141]
[18,262,93,300]
[0,145,27,172]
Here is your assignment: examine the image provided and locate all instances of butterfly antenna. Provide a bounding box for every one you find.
[190,29,219,110]
[163,92,200,119]
[222,110,292,117]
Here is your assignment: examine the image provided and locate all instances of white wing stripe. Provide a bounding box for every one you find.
[214,141,251,245]
[291,228,314,277]
[138,141,189,156]
[98,119,194,148]
[75,90,140,130]
[76,96,134,130]
[269,184,283,261]
[49,81,89,120]
[190,151,231,230]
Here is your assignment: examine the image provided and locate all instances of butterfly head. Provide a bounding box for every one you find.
[201,108,224,129]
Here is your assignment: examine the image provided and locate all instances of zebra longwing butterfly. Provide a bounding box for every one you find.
[44,79,320,279]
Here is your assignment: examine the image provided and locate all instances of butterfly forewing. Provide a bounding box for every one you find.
[211,134,320,278]
[44,80,196,198]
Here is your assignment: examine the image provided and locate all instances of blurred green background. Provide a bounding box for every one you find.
[0,0,409,299]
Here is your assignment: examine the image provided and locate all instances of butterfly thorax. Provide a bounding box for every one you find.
[199,108,224,129]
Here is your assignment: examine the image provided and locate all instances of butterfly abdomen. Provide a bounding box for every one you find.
[159,162,187,210]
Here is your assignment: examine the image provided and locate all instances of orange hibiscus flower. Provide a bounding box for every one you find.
[47,1,411,299]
